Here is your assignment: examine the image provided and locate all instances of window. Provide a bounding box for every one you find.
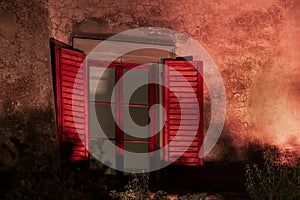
[51,38,204,171]
[89,61,156,172]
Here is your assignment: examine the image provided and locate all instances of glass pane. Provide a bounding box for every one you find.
[123,69,149,104]
[89,67,115,102]
[90,104,115,139]
[124,142,149,173]
[124,133,149,140]
[124,142,149,153]
[124,106,149,140]
[90,139,116,174]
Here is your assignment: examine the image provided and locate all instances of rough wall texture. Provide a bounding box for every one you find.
[1,0,298,166]
[49,0,300,161]
[0,0,59,171]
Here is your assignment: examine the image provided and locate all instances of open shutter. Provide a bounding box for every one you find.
[164,60,204,166]
[53,44,89,163]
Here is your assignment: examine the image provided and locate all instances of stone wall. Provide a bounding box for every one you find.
[1,0,299,169]
[48,0,300,161]
[0,0,59,171]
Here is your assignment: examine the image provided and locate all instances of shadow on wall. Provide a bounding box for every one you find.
[0,108,109,199]
[157,122,279,193]
[0,108,58,172]
[211,125,239,162]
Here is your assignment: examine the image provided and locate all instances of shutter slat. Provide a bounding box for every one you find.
[170,98,198,103]
[169,119,199,125]
[169,77,198,82]
[169,86,197,92]
[69,151,86,157]
[169,125,198,130]
[170,81,198,87]
[170,114,198,119]
[62,81,84,90]
[169,141,198,147]
[169,92,198,98]
[164,60,203,166]
[169,136,198,141]
[169,71,198,76]
[169,146,198,152]
[63,104,85,112]
[63,133,86,140]
[62,75,83,84]
[64,115,85,123]
[63,127,85,135]
[71,146,87,151]
[169,152,198,157]
[169,103,199,109]
[169,130,198,135]
[169,65,196,71]
[63,110,84,118]
[61,58,84,67]
[62,93,84,101]
[62,87,84,95]
[62,98,85,107]
[61,63,82,71]
[60,49,85,61]
[169,109,198,114]
[64,121,85,129]
[172,158,199,164]
[63,138,86,145]
[61,69,84,79]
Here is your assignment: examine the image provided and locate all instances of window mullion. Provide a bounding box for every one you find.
[115,65,124,166]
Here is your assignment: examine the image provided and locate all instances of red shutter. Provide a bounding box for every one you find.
[164,60,204,166]
[53,46,89,163]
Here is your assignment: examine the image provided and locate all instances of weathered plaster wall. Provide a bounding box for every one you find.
[0,0,59,171]
[48,0,299,161]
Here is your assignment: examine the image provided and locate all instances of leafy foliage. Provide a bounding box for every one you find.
[153,191,170,200]
[110,173,151,200]
[110,173,207,200]
[245,145,300,200]
[177,193,207,200]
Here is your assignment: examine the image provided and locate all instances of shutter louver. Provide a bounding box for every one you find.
[164,60,204,166]
[54,46,89,163]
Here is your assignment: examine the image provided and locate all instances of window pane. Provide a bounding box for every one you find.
[124,106,149,140]
[124,142,149,153]
[90,139,116,174]
[124,142,149,173]
[89,67,115,102]
[124,133,149,140]
[90,104,115,139]
[123,69,149,104]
